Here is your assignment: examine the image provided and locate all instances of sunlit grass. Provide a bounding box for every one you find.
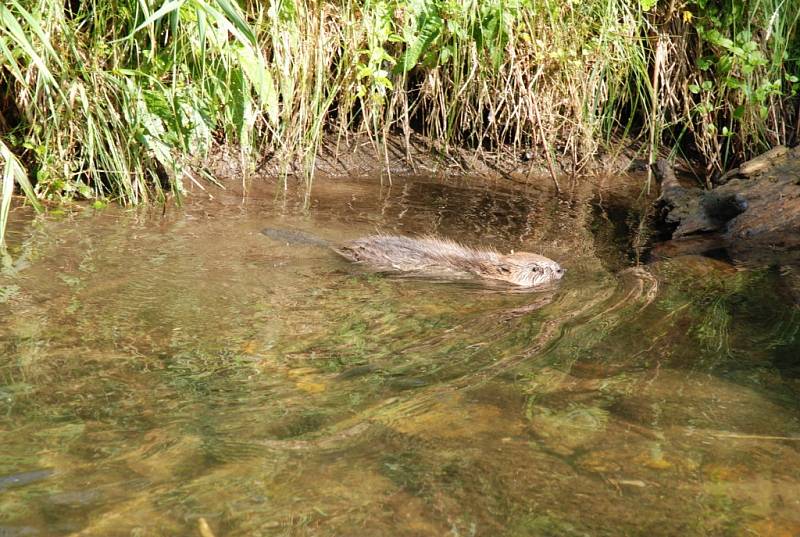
[1,0,798,240]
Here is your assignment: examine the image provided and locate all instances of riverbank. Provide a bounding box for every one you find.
[2,0,798,239]
[203,132,646,187]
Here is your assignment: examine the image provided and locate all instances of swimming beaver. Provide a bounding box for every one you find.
[336,235,564,288]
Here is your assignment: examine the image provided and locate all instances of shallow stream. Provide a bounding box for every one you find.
[1,175,798,536]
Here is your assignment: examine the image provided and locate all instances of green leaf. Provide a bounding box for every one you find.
[718,37,734,49]
[237,46,279,125]
[210,0,257,46]
[439,46,452,64]
[724,77,742,90]
[746,50,766,66]
[0,36,25,86]
[742,41,758,53]
[394,11,443,74]
[1,138,41,245]
[230,67,247,141]
[374,76,393,90]
[129,0,186,37]
[0,4,63,98]
[356,65,374,79]
[7,0,63,68]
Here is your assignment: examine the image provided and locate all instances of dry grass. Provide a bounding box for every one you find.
[1,0,798,240]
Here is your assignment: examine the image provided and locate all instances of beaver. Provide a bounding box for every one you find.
[335,235,564,288]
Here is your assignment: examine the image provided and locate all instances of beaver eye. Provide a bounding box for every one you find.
[499,265,511,273]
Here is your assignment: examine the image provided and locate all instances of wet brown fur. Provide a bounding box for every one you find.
[336,235,564,288]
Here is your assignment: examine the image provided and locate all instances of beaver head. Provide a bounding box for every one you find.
[493,252,565,287]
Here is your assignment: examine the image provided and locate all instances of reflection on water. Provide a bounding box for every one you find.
[1,176,799,536]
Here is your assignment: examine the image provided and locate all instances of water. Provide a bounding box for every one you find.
[1,175,798,536]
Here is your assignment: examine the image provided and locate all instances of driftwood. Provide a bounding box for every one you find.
[717,145,791,183]
[652,148,800,268]
[653,159,747,238]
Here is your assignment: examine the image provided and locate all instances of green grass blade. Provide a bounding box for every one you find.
[0,4,62,96]
[0,139,42,245]
[210,0,256,45]
[128,0,186,37]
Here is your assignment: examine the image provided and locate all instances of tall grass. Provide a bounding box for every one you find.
[1,0,798,241]
[653,0,800,179]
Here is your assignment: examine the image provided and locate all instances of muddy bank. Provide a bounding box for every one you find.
[203,133,643,186]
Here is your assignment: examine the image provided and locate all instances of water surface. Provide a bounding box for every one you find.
[1,175,799,536]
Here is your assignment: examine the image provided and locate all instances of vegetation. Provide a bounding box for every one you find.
[1,0,799,240]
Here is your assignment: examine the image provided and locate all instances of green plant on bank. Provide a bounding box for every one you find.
[1,0,799,241]
[659,0,800,177]
[0,0,276,241]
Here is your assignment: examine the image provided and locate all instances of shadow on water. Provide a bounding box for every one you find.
[0,174,799,536]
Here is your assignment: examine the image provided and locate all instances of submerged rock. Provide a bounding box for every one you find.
[0,468,53,491]
[260,227,331,247]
